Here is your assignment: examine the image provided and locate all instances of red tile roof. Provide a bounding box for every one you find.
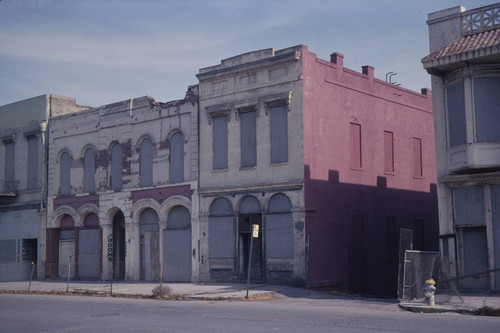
[422,28,500,68]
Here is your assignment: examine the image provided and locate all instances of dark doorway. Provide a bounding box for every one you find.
[113,211,126,280]
[238,213,263,281]
[22,238,38,280]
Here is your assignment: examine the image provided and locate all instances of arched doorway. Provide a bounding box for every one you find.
[238,196,263,281]
[78,213,100,279]
[209,198,234,279]
[112,211,126,280]
[140,208,160,281]
[163,205,191,282]
[59,214,75,279]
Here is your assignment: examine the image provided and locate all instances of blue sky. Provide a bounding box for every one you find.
[0,0,490,107]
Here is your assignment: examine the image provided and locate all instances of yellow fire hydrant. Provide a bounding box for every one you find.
[423,278,436,306]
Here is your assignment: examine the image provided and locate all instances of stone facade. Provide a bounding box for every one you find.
[0,95,89,281]
[45,89,199,281]
[8,45,439,297]
[423,3,500,292]
[197,45,438,296]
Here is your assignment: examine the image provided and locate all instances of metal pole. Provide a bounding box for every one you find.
[159,276,163,298]
[110,260,113,296]
[27,261,35,292]
[66,256,71,293]
[245,235,254,299]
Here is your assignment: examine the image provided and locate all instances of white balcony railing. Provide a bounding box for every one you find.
[462,3,500,36]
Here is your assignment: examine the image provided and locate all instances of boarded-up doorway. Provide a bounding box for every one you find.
[164,206,191,282]
[140,208,160,281]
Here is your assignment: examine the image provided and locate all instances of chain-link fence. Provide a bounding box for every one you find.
[400,250,439,301]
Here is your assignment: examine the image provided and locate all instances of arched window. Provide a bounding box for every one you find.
[60,152,71,195]
[266,193,293,258]
[111,143,123,191]
[83,148,96,193]
[209,198,234,259]
[140,138,153,187]
[169,132,184,183]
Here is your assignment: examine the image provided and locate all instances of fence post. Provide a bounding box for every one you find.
[66,255,71,293]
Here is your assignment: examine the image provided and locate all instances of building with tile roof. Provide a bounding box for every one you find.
[423,3,500,292]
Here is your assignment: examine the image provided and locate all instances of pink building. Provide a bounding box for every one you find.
[197,45,437,297]
[302,49,438,295]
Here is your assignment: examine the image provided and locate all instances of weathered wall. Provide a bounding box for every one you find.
[0,94,88,281]
[46,92,199,281]
[302,47,438,296]
[197,46,307,284]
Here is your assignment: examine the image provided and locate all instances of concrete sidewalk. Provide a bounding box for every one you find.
[1,280,499,315]
[399,294,500,314]
[0,280,318,300]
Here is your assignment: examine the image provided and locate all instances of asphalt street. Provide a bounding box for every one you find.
[1,293,499,333]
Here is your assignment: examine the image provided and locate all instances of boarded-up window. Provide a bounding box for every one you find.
[350,123,362,169]
[413,137,423,178]
[240,110,256,167]
[266,194,293,258]
[462,226,489,289]
[474,77,500,142]
[140,138,153,187]
[83,148,96,193]
[60,151,71,195]
[169,132,184,183]
[270,105,288,163]
[4,140,15,190]
[213,115,228,170]
[209,198,234,259]
[446,80,466,147]
[0,239,16,261]
[111,144,123,191]
[453,188,484,226]
[491,185,500,290]
[27,135,38,190]
[384,131,394,173]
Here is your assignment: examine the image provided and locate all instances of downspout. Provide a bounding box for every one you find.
[39,95,51,278]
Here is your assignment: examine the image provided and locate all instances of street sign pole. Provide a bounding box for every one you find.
[246,224,259,299]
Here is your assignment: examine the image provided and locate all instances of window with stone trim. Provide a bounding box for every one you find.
[270,104,288,164]
[60,151,71,195]
[140,138,153,187]
[240,108,257,168]
[213,115,228,170]
[27,135,38,190]
[169,132,184,183]
[111,143,123,191]
[4,139,15,192]
[83,147,96,193]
